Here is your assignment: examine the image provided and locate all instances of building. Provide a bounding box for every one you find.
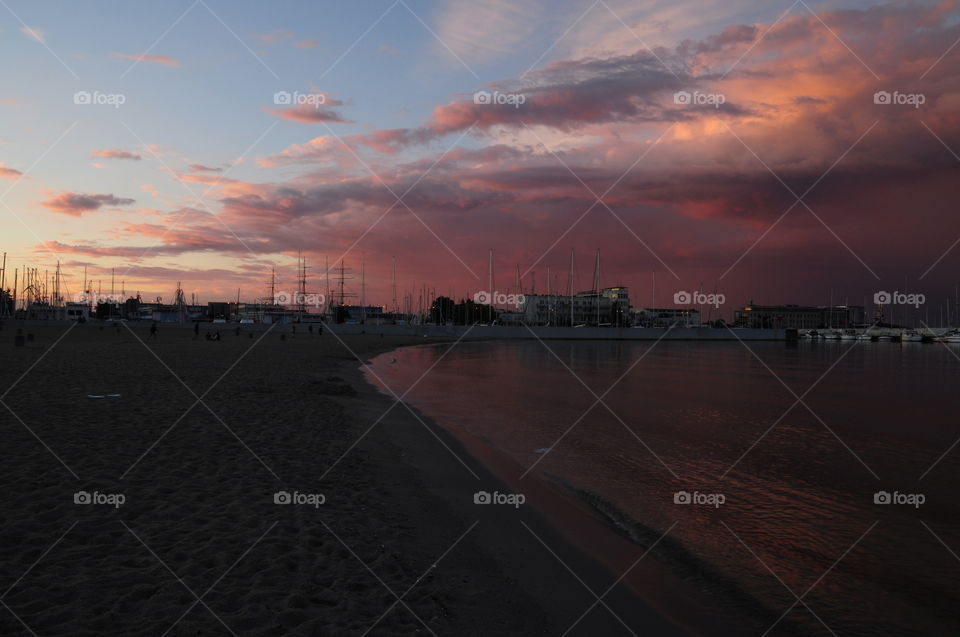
[337,305,385,323]
[516,287,629,326]
[207,302,238,321]
[121,301,205,322]
[23,302,90,321]
[733,303,866,329]
[629,307,702,327]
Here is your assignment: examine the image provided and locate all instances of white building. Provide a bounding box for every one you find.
[515,287,629,326]
[25,302,90,321]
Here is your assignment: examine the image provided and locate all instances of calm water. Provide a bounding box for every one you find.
[365,340,960,636]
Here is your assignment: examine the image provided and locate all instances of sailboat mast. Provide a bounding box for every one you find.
[568,248,575,326]
[488,249,494,299]
[392,256,398,315]
[594,249,600,326]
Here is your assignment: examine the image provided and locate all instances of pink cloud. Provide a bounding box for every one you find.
[265,106,350,124]
[112,52,180,67]
[296,39,319,49]
[257,30,294,44]
[91,149,142,161]
[42,192,135,217]
[0,162,22,180]
[264,91,349,124]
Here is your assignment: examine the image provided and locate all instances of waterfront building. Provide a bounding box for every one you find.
[733,303,866,329]
[629,307,702,327]
[516,287,629,326]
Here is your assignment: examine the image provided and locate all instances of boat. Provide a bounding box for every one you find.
[901,331,923,342]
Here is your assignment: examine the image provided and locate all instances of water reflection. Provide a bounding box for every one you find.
[367,340,960,635]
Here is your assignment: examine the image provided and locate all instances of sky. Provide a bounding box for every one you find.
[1,0,959,318]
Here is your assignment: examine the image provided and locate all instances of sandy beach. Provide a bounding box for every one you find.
[0,322,706,636]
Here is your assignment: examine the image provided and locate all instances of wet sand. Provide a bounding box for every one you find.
[0,322,697,635]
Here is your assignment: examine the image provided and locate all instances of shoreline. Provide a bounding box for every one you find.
[349,341,749,636]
